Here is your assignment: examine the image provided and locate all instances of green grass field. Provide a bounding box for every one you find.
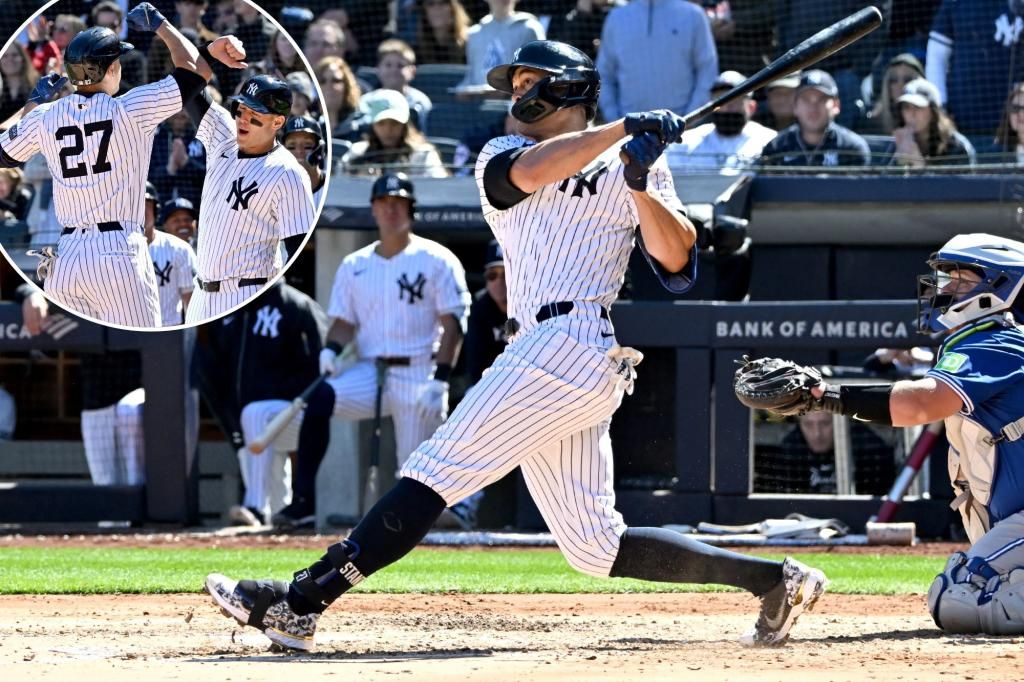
[0,547,945,595]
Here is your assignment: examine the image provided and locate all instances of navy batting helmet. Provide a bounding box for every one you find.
[486,40,600,123]
[64,27,133,86]
[144,181,159,205]
[282,115,323,142]
[229,75,292,118]
[371,172,415,217]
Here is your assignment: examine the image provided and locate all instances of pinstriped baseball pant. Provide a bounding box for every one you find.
[238,399,299,517]
[80,388,145,485]
[403,310,628,577]
[185,279,270,323]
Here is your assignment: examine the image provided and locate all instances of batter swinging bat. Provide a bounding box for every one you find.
[362,359,389,514]
[248,374,327,454]
[620,5,883,163]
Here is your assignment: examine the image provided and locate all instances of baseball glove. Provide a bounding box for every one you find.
[733,356,823,417]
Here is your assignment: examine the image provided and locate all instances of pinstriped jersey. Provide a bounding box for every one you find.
[193,102,315,280]
[0,76,181,229]
[328,234,470,359]
[474,134,684,325]
[148,230,196,325]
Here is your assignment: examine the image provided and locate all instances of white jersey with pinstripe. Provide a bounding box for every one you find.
[148,230,196,326]
[402,133,684,578]
[0,76,182,326]
[185,102,315,322]
[326,234,470,470]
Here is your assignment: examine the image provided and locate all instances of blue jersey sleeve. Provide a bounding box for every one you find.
[927,329,1024,414]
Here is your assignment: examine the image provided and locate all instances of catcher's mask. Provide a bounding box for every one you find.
[916,233,1024,334]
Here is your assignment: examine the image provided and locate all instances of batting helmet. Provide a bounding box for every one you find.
[64,27,133,86]
[486,40,600,123]
[370,172,415,216]
[282,115,325,167]
[160,197,198,225]
[229,75,293,118]
[144,181,159,205]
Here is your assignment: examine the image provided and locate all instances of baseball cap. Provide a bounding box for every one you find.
[711,70,746,92]
[887,53,925,78]
[484,239,504,269]
[797,70,838,98]
[897,78,941,108]
[360,89,410,125]
[160,197,198,224]
[767,72,801,90]
[286,71,315,102]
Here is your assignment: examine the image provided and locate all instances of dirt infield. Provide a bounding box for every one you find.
[2,591,1020,682]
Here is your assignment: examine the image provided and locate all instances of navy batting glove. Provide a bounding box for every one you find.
[28,72,68,105]
[127,2,167,32]
[621,132,666,191]
[623,110,686,144]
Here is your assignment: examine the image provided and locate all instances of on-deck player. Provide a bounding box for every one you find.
[205,40,826,651]
[144,182,196,326]
[182,72,316,323]
[0,3,244,327]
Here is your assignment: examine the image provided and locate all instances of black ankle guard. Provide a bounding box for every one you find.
[818,383,894,426]
[292,540,364,611]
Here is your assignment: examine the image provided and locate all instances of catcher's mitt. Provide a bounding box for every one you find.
[733,356,823,417]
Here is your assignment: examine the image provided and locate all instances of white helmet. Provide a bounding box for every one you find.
[917,233,1024,333]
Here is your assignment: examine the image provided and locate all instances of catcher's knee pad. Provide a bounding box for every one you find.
[928,551,1024,634]
[977,568,1024,635]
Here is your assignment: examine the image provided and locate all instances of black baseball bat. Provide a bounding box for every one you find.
[620,5,883,162]
[362,360,388,514]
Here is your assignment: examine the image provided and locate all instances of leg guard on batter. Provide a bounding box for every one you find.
[928,552,1024,635]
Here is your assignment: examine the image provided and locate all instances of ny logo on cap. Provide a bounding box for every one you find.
[247,81,259,96]
[387,176,400,190]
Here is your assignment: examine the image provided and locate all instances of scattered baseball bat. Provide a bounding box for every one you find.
[362,360,389,514]
[620,5,883,163]
[248,373,327,454]
[873,421,945,523]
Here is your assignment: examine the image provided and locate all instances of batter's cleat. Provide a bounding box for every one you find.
[205,573,318,651]
[271,500,315,530]
[740,557,828,647]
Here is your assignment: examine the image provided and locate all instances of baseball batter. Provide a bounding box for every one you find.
[205,40,825,651]
[144,184,196,326]
[0,4,243,327]
[182,73,315,323]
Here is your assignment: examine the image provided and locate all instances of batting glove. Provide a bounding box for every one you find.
[27,73,68,105]
[127,2,167,32]
[319,348,341,377]
[621,132,667,191]
[416,379,449,422]
[623,110,686,145]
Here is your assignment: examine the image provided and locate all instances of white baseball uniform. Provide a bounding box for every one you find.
[149,229,196,326]
[238,399,299,518]
[326,234,470,471]
[402,134,691,577]
[0,75,184,327]
[185,102,315,323]
[80,387,145,485]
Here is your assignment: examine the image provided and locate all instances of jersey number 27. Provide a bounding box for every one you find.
[55,120,113,179]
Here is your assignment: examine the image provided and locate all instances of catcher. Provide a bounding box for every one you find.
[735,233,1024,635]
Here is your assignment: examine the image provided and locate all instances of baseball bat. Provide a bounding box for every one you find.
[873,421,944,523]
[620,5,883,163]
[362,360,388,514]
[248,373,327,454]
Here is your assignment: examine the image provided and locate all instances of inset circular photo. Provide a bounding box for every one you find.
[0,0,329,330]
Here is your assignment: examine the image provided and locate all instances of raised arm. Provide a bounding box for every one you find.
[127,3,213,81]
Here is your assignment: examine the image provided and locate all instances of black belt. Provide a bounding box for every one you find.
[197,277,268,293]
[375,356,411,367]
[61,221,123,236]
[536,301,609,323]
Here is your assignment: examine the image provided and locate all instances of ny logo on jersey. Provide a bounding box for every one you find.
[228,176,259,211]
[397,272,426,304]
[557,161,608,198]
[252,305,282,337]
[154,260,173,286]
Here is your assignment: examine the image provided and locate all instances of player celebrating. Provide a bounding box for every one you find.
[205,40,825,651]
[736,233,1024,636]
[0,3,244,327]
[182,73,315,323]
[144,183,196,326]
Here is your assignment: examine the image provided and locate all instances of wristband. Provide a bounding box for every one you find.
[433,363,452,382]
[817,383,893,426]
[325,340,344,354]
[198,43,213,64]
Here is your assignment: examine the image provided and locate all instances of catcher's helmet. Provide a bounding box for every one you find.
[917,233,1024,334]
[486,40,600,123]
[64,27,134,86]
[370,172,415,215]
[229,75,292,118]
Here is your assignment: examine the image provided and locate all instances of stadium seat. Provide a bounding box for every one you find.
[861,135,894,166]
[410,63,469,103]
[426,136,461,167]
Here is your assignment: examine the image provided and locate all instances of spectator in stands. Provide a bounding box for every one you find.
[452,102,515,174]
[758,70,871,167]
[927,0,1024,137]
[666,70,777,173]
[457,0,545,90]
[705,0,775,78]
[147,1,218,84]
[756,412,895,495]
[315,55,364,139]
[91,1,146,91]
[546,0,621,61]
[51,14,86,52]
[755,73,799,131]
[305,18,348,68]
[151,108,206,209]
[24,15,62,75]
[231,0,272,63]
[416,0,472,64]
[341,89,448,177]
[990,82,1024,165]
[891,78,976,168]
[596,0,717,121]
[374,39,433,134]
[0,167,30,222]
[867,0,939,104]
[860,53,924,136]
[286,71,315,118]
[465,239,508,384]
[0,44,39,123]
[320,3,391,67]
[245,29,306,81]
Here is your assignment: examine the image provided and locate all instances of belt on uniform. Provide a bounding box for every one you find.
[374,356,411,367]
[197,277,268,293]
[536,301,609,323]
[61,221,123,236]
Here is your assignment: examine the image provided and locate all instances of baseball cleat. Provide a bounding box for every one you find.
[205,572,318,651]
[271,500,315,530]
[740,557,828,647]
[228,504,264,527]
